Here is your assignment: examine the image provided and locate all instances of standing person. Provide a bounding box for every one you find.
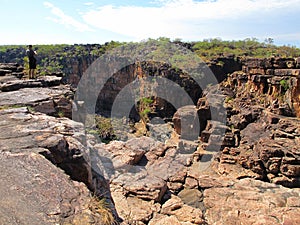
[26,45,37,79]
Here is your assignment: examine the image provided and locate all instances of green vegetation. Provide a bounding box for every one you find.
[225,96,234,103]
[57,111,65,118]
[138,97,154,125]
[0,41,124,76]
[191,37,300,60]
[1,38,299,74]
[27,106,35,113]
[0,105,24,110]
[94,115,117,143]
[280,79,289,93]
[1,38,299,66]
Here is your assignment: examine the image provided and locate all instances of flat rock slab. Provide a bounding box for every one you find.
[0,76,62,92]
[0,86,68,106]
[204,178,300,225]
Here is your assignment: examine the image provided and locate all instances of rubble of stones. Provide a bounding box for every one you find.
[0,59,299,225]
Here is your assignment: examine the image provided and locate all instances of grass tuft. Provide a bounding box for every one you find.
[88,196,117,225]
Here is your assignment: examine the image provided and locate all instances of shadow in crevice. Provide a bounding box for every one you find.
[89,146,123,224]
[39,136,123,224]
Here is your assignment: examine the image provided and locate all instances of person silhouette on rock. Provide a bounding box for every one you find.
[26,45,37,79]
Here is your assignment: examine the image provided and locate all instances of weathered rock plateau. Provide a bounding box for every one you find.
[0,55,299,225]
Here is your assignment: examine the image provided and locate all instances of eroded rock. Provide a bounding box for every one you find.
[0,107,117,224]
[203,178,300,225]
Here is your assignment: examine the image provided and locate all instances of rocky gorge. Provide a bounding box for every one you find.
[0,50,299,225]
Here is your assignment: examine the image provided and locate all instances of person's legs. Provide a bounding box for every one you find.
[29,59,32,79]
[32,59,37,79]
[28,59,36,79]
[32,69,36,79]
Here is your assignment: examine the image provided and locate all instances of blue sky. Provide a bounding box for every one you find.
[1,0,300,46]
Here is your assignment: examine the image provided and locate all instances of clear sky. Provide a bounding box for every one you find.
[1,0,300,46]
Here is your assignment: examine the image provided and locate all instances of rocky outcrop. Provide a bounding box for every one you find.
[171,57,300,186]
[0,63,24,78]
[1,54,300,225]
[229,57,300,117]
[89,135,300,225]
[203,178,300,225]
[213,109,300,187]
[0,150,93,225]
[205,57,300,188]
[0,63,73,118]
[94,136,205,224]
[0,64,119,224]
[207,55,242,82]
[0,107,119,224]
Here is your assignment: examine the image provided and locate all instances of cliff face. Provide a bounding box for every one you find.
[208,55,242,82]
[97,61,201,120]
[213,57,300,187]
[228,57,300,117]
[68,54,299,121]
[293,77,300,117]
[61,53,97,85]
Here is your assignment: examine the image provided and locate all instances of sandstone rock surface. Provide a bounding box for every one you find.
[0,107,113,224]
[0,69,73,118]
[0,66,118,224]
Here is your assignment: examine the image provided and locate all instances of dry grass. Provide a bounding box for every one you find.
[88,196,118,225]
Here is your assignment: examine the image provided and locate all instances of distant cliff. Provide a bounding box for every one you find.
[1,38,300,86]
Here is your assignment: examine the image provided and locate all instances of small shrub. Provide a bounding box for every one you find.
[225,96,234,103]
[95,115,117,143]
[57,111,65,118]
[216,61,225,67]
[27,106,35,112]
[280,79,289,93]
[86,129,99,135]
[0,105,23,110]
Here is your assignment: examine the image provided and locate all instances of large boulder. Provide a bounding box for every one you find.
[0,107,116,224]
